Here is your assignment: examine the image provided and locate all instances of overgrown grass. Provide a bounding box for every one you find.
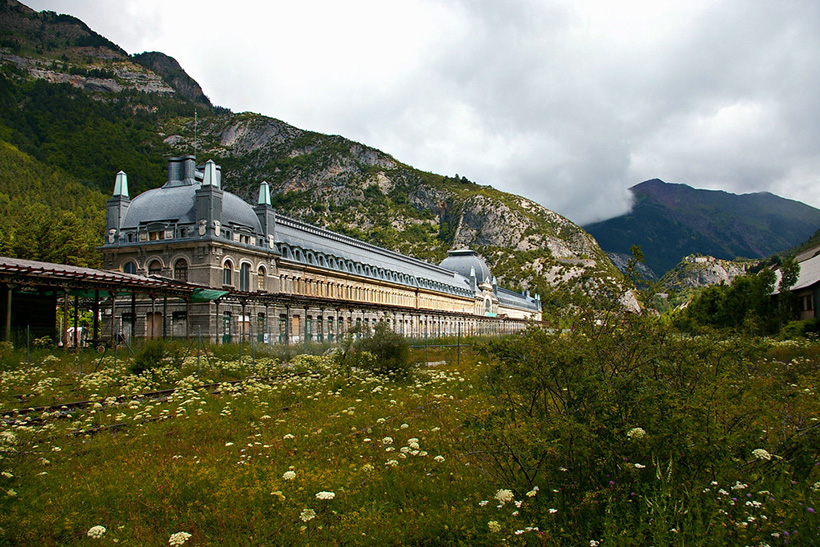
[0,331,817,546]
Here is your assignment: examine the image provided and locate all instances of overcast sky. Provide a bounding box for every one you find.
[24,0,820,225]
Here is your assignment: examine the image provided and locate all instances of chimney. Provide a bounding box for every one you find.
[167,155,197,185]
[195,159,223,237]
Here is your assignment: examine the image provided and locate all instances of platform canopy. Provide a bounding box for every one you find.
[0,256,204,298]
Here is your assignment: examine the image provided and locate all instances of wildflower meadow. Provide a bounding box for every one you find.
[0,320,818,546]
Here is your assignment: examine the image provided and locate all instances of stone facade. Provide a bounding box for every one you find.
[101,156,541,343]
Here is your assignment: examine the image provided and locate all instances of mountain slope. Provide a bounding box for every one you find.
[0,0,623,298]
[173,113,617,293]
[0,138,105,266]
[583,179,820,276]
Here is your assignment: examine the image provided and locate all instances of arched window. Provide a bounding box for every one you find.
[122,261,137,274]
[257,266,266,291]
[223,260,233,286]
[147,260,162,276]
[239,263,250,292]
[173,259,188,282]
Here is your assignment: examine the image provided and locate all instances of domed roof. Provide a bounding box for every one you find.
[440,249,492,283]
[121,180,262,233]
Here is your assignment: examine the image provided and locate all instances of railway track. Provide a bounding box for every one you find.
[1,369,317,421]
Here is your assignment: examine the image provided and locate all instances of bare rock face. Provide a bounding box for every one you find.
[132,52,211,106]
[661,255,750,292]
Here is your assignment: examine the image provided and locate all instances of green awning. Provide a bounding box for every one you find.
[191,289,229,302]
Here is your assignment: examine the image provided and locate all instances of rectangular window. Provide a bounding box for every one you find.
[239,263,250,292]
[257,313,266,342]
[292,315,300,340]
[279,314,287,344]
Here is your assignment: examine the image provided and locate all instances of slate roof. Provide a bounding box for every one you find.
[440,249,493,283]
[121,180,262,232]
[497,287,540,312]
[792,253,820,291]
[275,215,474,297]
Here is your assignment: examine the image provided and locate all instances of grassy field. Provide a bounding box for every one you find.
[0,331,818,546]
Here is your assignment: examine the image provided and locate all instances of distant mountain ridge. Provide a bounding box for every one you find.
[583,179,820,276]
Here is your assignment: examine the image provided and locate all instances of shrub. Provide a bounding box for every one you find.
[130,339,169,375]
[32,336,53,349]
[338,322,412,377]
[781,318,820,339]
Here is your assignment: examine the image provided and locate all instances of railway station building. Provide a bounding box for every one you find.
[100,156,541,343]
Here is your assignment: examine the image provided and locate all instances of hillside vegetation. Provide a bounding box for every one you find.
[0,138,104,266]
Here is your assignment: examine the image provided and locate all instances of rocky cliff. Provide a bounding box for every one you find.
[659,255,751,303]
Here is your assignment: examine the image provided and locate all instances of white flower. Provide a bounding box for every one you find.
[225,442,234,447]
[434,455,445,463]
[478,500,489,507]
[626,427,646,440]
[315,491,335,500]
[494,489,515,504]
[634,463,646,469]
[488,520,502,533]
[283,433,294,440]
[87,526,107,539]
[549,508,558,514]
[300,508,316,522]
[400,423,409,429]
[752,448,772,461]
[526,486,539,497]
[382,437,394,445]
[168,531,192,546]
[282,471,296,481]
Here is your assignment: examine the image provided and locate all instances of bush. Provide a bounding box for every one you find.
[781,318,820,339]
[32,336,53,349]
[338,322,412,377]
[130,339,170,375]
